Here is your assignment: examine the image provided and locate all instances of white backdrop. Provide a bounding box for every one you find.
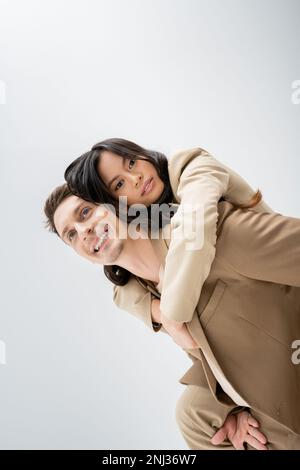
[0,0,299,449]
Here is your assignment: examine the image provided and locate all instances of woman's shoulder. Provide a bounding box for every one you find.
[167,146,219,197]
[167,146,209,176]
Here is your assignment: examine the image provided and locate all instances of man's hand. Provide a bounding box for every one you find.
[211,410,268,450]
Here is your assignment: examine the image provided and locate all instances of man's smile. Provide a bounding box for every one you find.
[93,223,109,253]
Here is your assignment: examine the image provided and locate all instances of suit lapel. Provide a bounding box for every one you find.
[149,227,222,400]
[184,316,220,399]
[144,222,239,405]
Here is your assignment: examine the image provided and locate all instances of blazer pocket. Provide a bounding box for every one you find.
[199,279,227,327]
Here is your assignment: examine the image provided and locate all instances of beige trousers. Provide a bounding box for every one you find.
[175,384,300,450]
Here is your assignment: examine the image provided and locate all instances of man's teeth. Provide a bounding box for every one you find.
[94,231,108,252]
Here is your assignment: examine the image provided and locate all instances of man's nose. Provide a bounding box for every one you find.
[74,208,108,241]
[74,221,92,241]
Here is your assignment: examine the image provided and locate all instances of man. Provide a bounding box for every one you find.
[44,184,300,450]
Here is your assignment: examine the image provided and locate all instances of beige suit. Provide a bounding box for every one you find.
[115,201,300,449]
[114,147,274,325]
[112,147,300,448]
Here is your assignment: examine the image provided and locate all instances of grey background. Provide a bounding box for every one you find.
[0,0,299,449]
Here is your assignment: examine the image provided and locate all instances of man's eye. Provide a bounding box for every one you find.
[115,180,124,191]
[68,230,76,242]
[128,159,135,169]
[80,207,90,219]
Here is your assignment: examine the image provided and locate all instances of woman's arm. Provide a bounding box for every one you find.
[113,279,199,348]
[159,147,274,323]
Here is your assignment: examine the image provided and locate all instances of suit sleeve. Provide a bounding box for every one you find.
[217,207,300,287]
[113,278,168,334]
[160,150,274,322]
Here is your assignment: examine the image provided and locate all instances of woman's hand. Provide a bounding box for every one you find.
[211,410,268,450]
[168,322,199,349]
[151,299,198,348]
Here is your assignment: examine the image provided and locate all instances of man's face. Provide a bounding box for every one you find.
[54,195,125,265]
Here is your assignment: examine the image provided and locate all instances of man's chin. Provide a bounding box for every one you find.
[93,239,123,265]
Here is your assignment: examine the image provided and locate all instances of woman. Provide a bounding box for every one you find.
[64,138,274,349]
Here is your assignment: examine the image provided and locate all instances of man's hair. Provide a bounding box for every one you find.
[44,183,73,235]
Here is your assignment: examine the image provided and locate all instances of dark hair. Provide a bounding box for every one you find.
[64,137,174,286]
[65,137,173,207]
[64,138,264,287]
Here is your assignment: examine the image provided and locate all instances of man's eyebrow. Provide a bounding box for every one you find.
[107,158,126,190]
[61,204,83,241]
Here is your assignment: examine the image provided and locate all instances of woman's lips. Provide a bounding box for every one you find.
[141,177,153,196]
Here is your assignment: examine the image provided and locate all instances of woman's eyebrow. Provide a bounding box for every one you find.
[107,158,126,189]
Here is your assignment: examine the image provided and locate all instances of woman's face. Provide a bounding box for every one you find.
[97,150,165,206]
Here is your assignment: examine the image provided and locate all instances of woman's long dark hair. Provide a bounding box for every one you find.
[65,137,264,287]
[64,138,174,286]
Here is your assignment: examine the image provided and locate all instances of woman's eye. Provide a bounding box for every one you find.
[80,207,90,219]
[128,159,135,169]
[115,180,124,191]
[68,230,76,242]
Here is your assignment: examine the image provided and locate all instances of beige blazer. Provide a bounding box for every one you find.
[113,147,274,327]
[139,201,300,435]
